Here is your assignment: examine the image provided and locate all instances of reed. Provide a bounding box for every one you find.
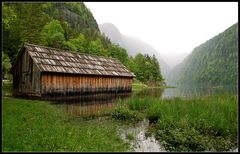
[122,94,238,151]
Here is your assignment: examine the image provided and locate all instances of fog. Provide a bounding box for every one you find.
[85,2,238,69]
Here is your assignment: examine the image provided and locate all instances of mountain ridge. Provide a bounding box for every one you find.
[99,22,170,78]
[167,22,238,85]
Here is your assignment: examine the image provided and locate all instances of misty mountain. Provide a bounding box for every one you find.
[167,23,238,85]
[99,23,170,78]
[159,53,189,69]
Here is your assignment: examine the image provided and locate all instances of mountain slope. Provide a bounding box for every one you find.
[3,2,100,63]
[43,2,100,39]
[99,23,170,78]
[167,23,238,85]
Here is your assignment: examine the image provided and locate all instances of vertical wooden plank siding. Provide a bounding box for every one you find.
[13,49,42,97]
[41,73,133,95]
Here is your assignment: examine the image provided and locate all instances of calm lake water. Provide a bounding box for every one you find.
[138,84,238,99]
[53,84,237,116]
[52,84,238,152]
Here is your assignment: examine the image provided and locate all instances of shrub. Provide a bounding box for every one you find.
[111,106,143,122]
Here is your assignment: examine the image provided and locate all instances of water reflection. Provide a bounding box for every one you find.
[51,93,131,116]
[162,84,238,99]
[52,84,237,117]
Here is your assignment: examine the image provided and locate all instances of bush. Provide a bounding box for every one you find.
[111,106,143,122]
[2,80,13,96]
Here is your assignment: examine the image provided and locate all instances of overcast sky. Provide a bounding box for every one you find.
[85,2,238,55]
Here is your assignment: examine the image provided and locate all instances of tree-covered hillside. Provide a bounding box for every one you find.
[2,2,164,85]
[168,23,238,85]
[3,2,100,62]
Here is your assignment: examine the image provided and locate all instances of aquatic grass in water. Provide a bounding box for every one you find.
[158,95,237,151]
[126,133,135,141]
[127,97,151,111]
[122,94,238,151]
[111,105,143,123]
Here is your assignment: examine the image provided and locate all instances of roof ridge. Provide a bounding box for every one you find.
[38,63,129,73]
[24,42,121,62]
[23,43,135,77]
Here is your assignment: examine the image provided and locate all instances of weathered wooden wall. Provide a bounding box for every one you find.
[13,50,41,97]
[13,47,134,98]
[41,73,133,96]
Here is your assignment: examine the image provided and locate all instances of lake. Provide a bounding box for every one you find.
[52,84,238,152]
[139,84,238,99]
[53,84,237,116]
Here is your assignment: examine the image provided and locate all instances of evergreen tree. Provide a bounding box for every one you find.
[40,20,66,48]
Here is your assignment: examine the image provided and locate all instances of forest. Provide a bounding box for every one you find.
[2,2,164,86]
[167,23,238,85]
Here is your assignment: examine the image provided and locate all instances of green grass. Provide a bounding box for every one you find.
[111,105,143,123]
[2,97,128,152]
[132,80,147,91]
[126,133,135,141]
[158,85,176,88]
[132,79,175,91]
[2,81,237,152]
[121,95,238,152]
[127,97,151,111]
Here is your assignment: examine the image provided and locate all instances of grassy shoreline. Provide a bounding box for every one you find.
[2,97,128,152]
[2,81,238,152]
[132,80,175,91]
[112,95,238,152]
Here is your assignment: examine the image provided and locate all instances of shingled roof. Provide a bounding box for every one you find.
[19,43,135,77]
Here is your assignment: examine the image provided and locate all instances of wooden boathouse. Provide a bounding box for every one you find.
[11,43,135,99]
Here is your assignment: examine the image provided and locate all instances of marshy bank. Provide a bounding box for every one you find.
[2,81,238,152]
[111,94,238,152]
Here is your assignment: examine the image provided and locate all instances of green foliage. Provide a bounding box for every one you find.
[2,97,128,152]
[3,3,50,63]
[155,126,234,152]
[108,44,129,66]
[88,38,108,56]
[126,133,135,141]
[132,80,147,91]
[14,3,50,44]
[168,23,238,85]
[2,53,12,79]
[111,106,143,123]
[2,3,17,30]
[2,80,13,96]
[63,33,87,52]
[40,20,66,48]
[125,95,237,151]
[3,2,164,84]
[42,2,99,40]
[127,97,150,111]
[133,53,164,85]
